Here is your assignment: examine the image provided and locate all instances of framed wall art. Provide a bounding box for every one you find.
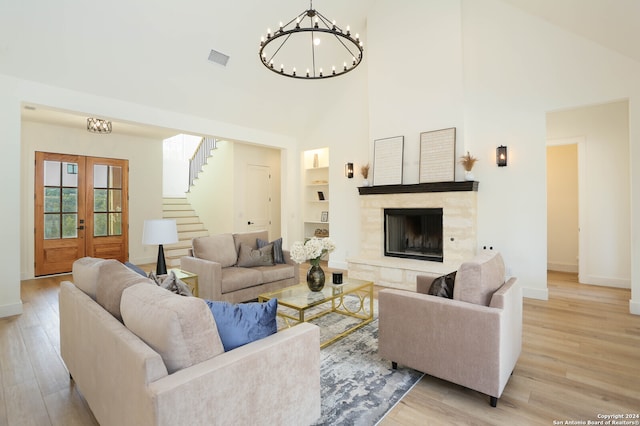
[373,136,404,186]
[419,127,456,183]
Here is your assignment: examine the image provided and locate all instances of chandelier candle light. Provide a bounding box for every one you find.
[259,0,364,79]
[290,237,336,291]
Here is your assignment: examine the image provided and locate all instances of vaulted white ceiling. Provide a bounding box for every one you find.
[3,0,638,140]
[502,0,640,64]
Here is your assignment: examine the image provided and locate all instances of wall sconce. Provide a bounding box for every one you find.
[345,162,354,178]
[496,145,508,167]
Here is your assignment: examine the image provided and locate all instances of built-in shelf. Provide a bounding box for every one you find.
[303,148,330,239]
[358,181,479,195]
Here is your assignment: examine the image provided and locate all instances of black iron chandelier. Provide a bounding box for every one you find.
[259,1,364,80]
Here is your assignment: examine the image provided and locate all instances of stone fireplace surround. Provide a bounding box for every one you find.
[348,182,478,291]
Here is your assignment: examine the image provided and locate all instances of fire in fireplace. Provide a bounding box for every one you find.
[384,208,443,262]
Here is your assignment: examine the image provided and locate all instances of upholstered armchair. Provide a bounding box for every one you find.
[378,251,522,407]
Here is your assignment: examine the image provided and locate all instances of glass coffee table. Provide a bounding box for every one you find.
[258,277,374,348]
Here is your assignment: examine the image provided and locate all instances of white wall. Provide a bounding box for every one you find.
[187,141,235,235]
[367,0,465,184]
[547,101,631,287]
[0,79,22,317]
[186,141,283,240]
[546,144,579,273]
[20,120,164,277]
[300,55,370,269]
[162,134,202,198]
[0,74,300,318]
[354,0,640,310]
[3,1,640,317]
[459,0,640,304]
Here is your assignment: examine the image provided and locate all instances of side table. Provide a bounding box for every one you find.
[168,268,199,297]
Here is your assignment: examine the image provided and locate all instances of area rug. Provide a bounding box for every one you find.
[278,295,424,425]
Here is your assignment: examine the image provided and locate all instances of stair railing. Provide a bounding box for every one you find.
[188,137,217,190]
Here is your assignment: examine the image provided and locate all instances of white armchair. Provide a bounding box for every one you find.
[378,251,522,407]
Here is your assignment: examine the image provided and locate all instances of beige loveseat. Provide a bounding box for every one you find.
[378,251,522,407]
[181,231,299,303]
[59,257,320,426]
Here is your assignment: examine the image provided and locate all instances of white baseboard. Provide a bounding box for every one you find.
[579,275,630,289]
[522,287,549,301]
[630,299,640,316]
[547,262,578,273]
[0,302,23,318]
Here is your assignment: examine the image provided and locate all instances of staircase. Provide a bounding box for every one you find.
[162,198,209,267]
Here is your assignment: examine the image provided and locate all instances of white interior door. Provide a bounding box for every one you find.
[245,165,271,234]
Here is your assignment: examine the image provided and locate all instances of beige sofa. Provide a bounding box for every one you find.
[181,231,299,303]
[378,251,522,407]
[59,257,321,426]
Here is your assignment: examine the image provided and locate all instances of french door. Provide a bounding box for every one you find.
[35,152,129,276]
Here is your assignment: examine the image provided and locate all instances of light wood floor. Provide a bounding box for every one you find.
[1,270,638,425]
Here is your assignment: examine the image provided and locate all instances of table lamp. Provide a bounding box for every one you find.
[142,219,178,275]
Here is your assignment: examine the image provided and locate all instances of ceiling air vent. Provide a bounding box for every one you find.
[208,49,230,67]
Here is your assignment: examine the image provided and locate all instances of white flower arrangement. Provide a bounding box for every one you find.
[290,237,336,266]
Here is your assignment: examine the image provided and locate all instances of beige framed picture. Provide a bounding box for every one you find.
[419,127,456,183]
[373,136,404,186]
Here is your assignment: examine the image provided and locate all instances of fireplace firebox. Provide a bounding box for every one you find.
[384,208,443,262]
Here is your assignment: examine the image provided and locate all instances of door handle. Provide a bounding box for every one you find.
[247,221,254,225]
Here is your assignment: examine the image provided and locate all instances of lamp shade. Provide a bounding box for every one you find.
[142,219,178,245]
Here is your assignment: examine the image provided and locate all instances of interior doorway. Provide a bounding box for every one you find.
[546,140,583,278]
[35,152,129,275]
[546,100,631,289]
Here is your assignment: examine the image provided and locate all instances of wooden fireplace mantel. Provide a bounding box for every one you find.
[357,181,479,195]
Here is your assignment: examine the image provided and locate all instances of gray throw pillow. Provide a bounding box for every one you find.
[149,270,193,297]
[428,271,456,299]
[236,243,274,267]
[257,237,285,264]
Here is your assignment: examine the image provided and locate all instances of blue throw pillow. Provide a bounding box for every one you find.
[205,298,278,351]
[124,262,147,277]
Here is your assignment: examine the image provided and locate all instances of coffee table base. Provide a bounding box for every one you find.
[259,279,374,348]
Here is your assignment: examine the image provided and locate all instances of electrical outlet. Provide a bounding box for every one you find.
[482,245,495,251]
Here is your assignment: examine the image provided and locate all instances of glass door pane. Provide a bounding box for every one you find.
[43,161,79,240]
[93,165,123,236]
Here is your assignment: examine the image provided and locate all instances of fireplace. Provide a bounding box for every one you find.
[384,208,443,262]
[349,183,477,290]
